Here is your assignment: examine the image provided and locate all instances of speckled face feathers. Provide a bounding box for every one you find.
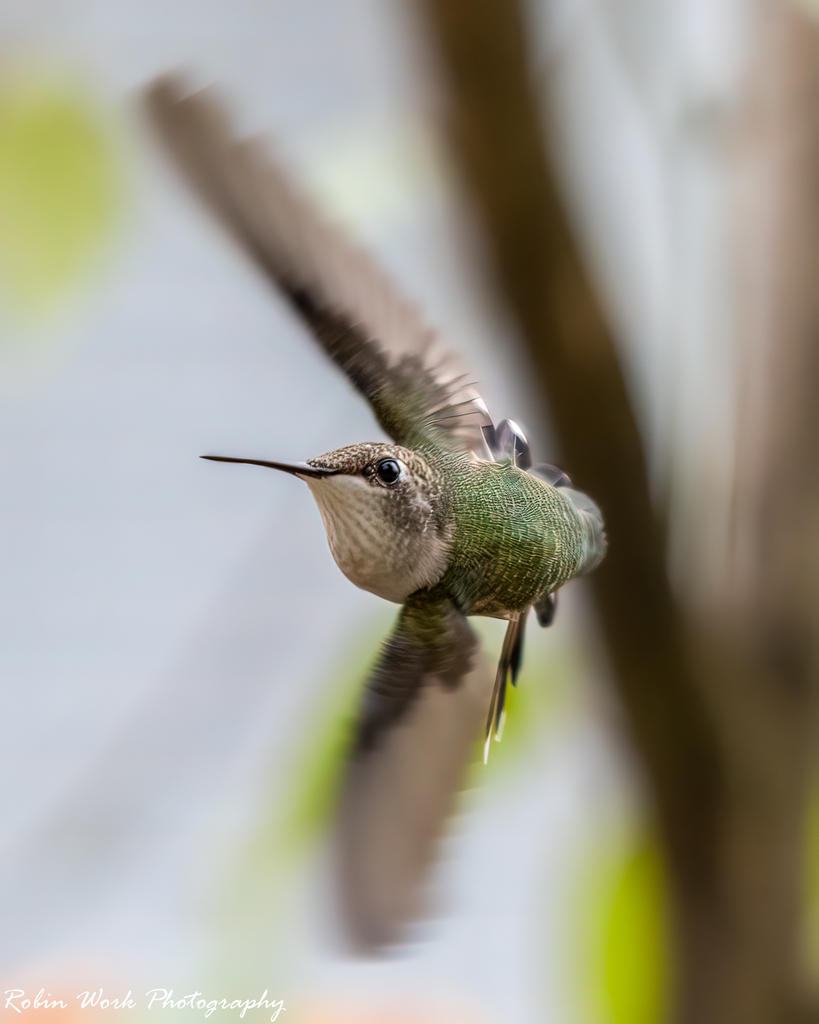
[303,443,454,603]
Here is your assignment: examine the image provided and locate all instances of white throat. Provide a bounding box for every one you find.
[305,475,450,603]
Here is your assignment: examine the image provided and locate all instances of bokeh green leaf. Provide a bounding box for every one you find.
[0,72,121,317]
[574,831,671,1024]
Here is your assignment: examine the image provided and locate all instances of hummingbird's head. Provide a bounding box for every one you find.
[202,442,453,603]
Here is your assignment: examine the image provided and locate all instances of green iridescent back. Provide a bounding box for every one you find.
[435,456,586,616]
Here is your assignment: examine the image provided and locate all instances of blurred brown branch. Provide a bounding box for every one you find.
[414,1,819,1021]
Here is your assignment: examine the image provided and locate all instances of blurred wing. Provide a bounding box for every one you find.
[144,77,492,456]
[335,591,490,949]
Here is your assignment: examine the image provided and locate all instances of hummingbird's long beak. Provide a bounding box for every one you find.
[200,455,338,479]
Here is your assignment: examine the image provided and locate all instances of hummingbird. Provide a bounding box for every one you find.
[145,78,606,949]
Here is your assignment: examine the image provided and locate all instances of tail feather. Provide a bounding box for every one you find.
[483,613,527,762]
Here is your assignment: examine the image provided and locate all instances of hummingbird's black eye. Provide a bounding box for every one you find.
[375,458,402,485]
